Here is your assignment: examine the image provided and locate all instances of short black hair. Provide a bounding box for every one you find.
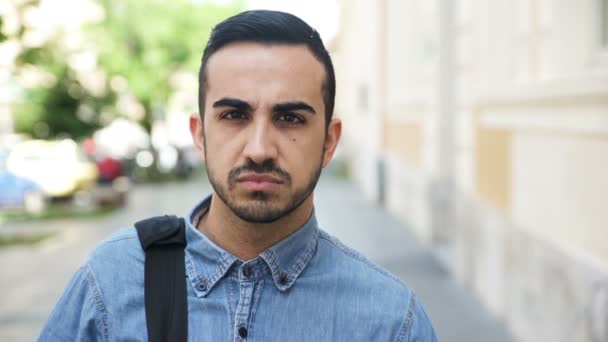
[198,10,335,126]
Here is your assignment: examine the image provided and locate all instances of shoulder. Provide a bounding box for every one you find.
[89,227,142,261]
[313,230,410,311]
[316,229,408,291]
[83,227,147,310]
[313,229,437,341]
[84,227,144,280]
[39,227,145,341]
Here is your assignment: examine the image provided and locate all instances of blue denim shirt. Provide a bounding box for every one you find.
[39,196,437,341]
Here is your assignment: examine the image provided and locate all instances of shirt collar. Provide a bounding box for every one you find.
[184,195,319,297]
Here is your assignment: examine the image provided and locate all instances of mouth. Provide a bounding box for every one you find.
[236,173,284,192]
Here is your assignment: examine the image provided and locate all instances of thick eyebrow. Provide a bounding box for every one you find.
[212,97,253,112]
[272,101,316,115]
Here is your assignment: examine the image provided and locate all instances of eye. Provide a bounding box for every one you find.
[220,110,247,121]
[276,112,305,125]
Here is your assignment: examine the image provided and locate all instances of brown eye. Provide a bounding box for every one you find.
[221,111,247,120]
[277,112,305,125]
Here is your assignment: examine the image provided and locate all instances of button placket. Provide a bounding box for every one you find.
[233,277,255,341]
[242,265,253,278]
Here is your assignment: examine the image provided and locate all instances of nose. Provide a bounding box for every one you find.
[242,116,278,165]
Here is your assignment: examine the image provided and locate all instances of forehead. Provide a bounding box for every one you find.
[205,42,326,107]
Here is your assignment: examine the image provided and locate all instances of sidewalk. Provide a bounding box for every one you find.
[315,174,516,342]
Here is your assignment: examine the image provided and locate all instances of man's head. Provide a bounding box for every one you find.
[198,10,336,125]
[190,10,341,224]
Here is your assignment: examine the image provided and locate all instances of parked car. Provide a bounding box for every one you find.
[0,171,48,213]
[92,155,130,207]
[6,139,98,198]
[2,145,47,214]
[92,175,130,207]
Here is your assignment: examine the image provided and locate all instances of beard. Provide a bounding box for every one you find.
[204,146,323,224]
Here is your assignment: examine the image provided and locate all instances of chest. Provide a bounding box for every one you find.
[110,275,396,341]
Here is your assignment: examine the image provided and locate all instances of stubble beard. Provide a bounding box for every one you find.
[204,145,324,224]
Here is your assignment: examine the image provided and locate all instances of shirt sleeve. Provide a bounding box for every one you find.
[396,294,438,342]
[38,264,108,342]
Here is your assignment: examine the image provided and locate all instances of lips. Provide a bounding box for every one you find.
[236,173,284,191]
[237,174,284,183]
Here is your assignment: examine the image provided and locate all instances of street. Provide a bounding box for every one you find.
[0,173,515,341]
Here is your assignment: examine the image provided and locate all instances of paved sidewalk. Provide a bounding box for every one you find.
[314,175,516,342]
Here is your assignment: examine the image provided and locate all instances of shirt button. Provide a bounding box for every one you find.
[242,265,253,278]
[279,272,288,285]
[197,278,207,291]
[238,326,248,338]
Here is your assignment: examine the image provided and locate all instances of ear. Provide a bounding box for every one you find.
[322,118,342,168]
[189,113,206,162]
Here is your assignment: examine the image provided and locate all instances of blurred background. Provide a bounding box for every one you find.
[333,1,608,342]
[0,0,607,341]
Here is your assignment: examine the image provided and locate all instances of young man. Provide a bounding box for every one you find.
[40,10,437,341]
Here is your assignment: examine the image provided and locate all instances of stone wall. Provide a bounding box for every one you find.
[450,191,608,342]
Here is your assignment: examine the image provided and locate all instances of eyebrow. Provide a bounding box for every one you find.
[212,97,253,112]
[213,98,317,115]
[272,101,316,115]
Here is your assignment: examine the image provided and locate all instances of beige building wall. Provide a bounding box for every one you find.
[332,0,384,201]
[466,0,608,262]
[335,0,608,341]
[336,0,442,239]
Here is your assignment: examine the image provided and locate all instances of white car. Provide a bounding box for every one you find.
[6,139,98,198]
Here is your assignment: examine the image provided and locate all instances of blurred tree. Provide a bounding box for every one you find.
[8,0,114,140]
[92,0,243,131]
[0,16,8,43]
[7,0,243,139]
[13,45,116,139]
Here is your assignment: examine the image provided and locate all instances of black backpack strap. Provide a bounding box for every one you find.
[135,215,188,342]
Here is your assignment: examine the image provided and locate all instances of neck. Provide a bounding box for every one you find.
[197,193,314,260]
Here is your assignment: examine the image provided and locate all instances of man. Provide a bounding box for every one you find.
[40,10,437,341]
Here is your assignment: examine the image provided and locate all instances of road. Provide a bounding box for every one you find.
[0,173,516,341]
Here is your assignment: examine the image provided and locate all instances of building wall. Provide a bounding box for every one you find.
[334,0,608,341]
[332,0,383,201]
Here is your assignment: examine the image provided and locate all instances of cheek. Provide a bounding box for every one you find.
[282,135,324,171]
[205,135,238,170]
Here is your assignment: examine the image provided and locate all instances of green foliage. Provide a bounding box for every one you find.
[0,232,53,248]
[14,66,115,139]
[14,42,115,139]
[9,0,112,140]
[0,17,7,42]
[10,0,243,139]
[13,40,116,139]
[91,0,244,131]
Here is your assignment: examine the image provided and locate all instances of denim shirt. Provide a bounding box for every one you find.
[39,196,437,341]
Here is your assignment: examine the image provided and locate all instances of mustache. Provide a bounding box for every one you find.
[228,159,292,184]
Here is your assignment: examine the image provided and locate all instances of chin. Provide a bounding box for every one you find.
[231,203,288,224]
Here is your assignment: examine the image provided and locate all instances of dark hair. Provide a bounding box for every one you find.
[198,10,335,126]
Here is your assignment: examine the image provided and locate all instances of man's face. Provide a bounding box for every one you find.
[190,42,341,223]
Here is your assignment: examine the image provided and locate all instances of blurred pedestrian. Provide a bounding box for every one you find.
[40,10,437,341]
